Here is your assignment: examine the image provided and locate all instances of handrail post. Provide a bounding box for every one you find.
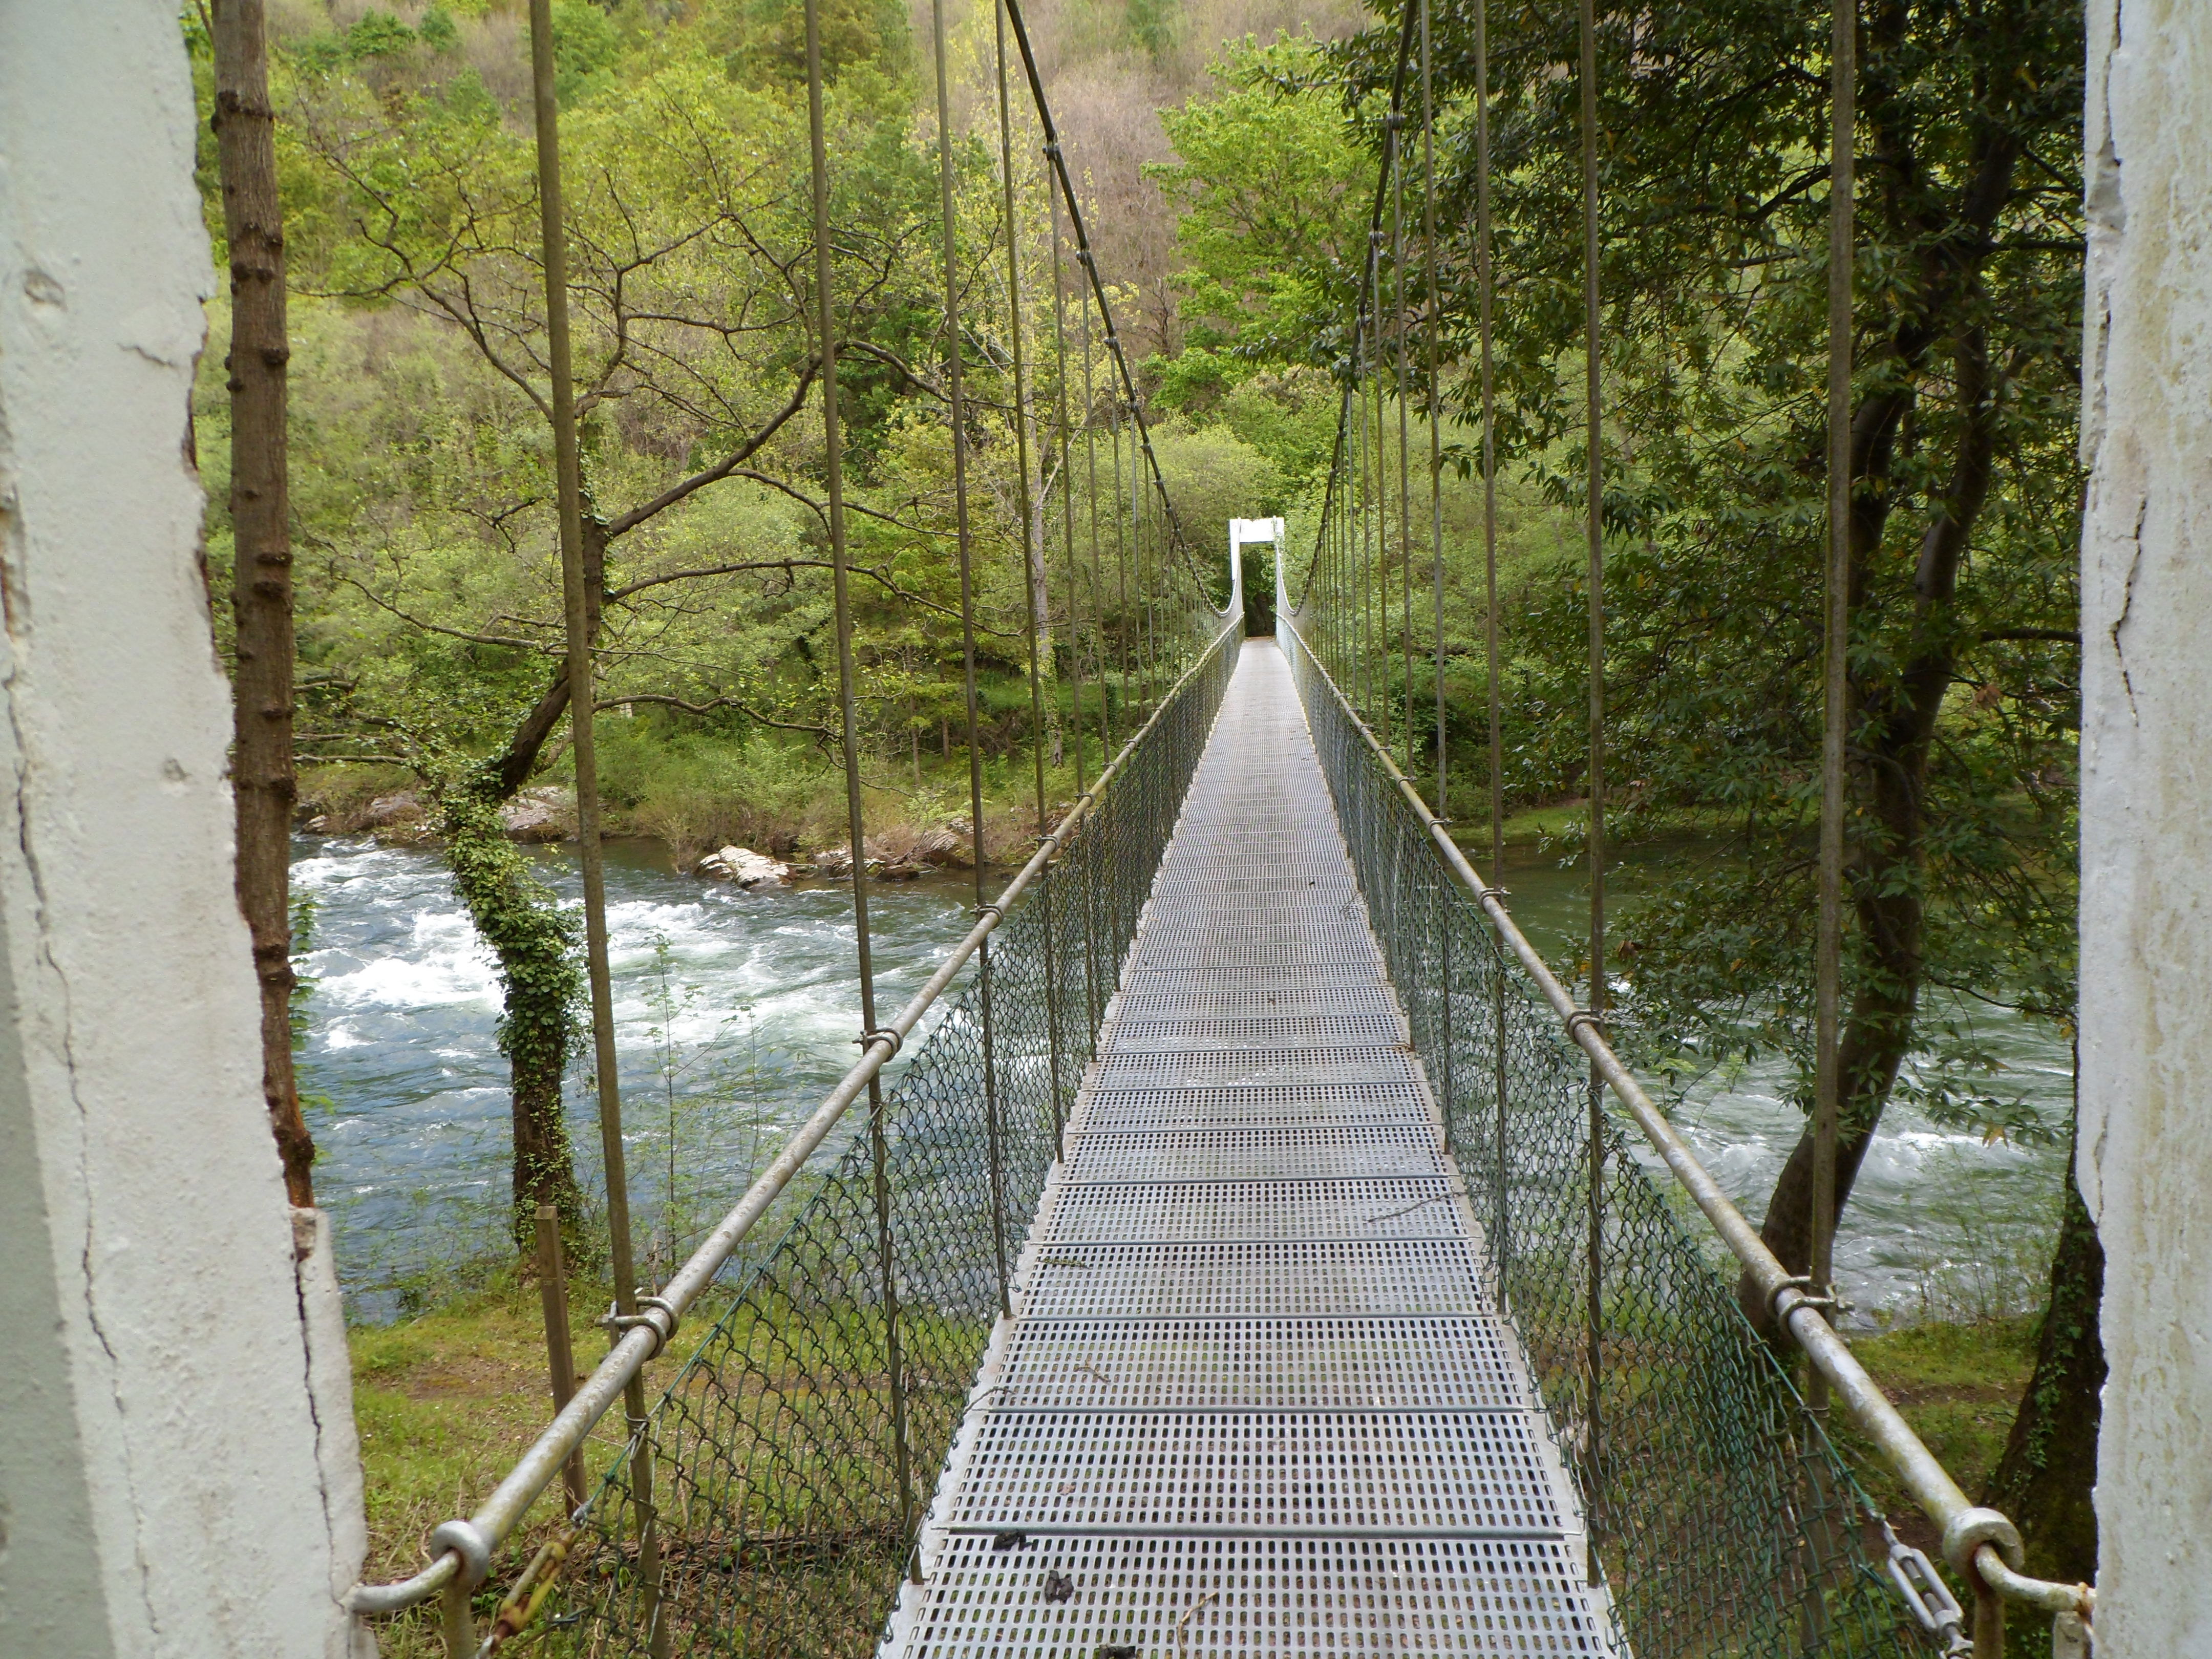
[533,1204,587,1513]
[438,1573,474,1659]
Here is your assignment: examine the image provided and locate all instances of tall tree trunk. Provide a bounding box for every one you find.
[213,0,314,1206]
[435,773,586,1255]
[1986,1082,2104,1585]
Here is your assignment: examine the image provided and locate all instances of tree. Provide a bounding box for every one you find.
[247,9,1125,1256]
[1986,1104,2103,1585]
[1314,0,2092,1566]
[1321,0,2083,1310]
[210,0,316,1207]
[1149,39,1372,360]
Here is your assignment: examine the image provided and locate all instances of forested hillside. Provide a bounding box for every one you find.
[187,0,1426,871]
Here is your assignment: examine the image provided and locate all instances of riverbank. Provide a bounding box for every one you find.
[295,699,1142,876]
[348,1280,2036,1653]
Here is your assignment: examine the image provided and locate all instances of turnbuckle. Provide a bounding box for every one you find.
[1886,1539,1971,1656]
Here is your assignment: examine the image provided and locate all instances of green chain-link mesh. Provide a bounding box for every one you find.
[528,617,1238,1657]
[1281,618,1937,1659]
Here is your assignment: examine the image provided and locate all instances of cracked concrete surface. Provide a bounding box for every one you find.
[2079,0,2212,1648]
[0,6,367,1654]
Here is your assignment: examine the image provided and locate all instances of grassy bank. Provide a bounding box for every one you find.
[301,707,1140,874]
[1835,1315,2038,1560]
[351,1272,720,1656]
[1833,1318,2055,1656]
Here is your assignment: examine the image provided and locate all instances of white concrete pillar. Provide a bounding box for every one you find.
[2078,0,2212,1646]
[0,5,367,1655]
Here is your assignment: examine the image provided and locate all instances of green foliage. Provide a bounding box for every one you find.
[703,0,912,88]
[1125,0,1176,58]
[1311,0,2086,1154]
[1149,416,1282,604]
[1150,39,1372,356]
[430,757,586,1249]
[549,0,620,102]
[416,7,458,52]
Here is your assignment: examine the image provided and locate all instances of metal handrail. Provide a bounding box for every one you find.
[1274,609,2091,1635]
[343,614,1243,1619]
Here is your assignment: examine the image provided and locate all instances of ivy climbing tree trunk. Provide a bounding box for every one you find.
[435,769,586,1254]
[1985,1092,2105,1585]
[212,0,315,1206]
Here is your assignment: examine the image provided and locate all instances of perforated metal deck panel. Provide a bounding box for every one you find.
[883,640,1611,1657]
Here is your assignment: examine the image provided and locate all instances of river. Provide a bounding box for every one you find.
[296,833,2067,1327]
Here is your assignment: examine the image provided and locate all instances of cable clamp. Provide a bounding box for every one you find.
[1382,112,1406,131]
[1043,141,1062,158]
[1563,1009,1605,1043]
[1886,1539,1970,1654]
[1076,248,1094,265]
[858,1026,905,1059]
[599,1293,680,1360]
[1769,1273,1848,1326]
[1475,885,1509,902]
[974,902,1005,924]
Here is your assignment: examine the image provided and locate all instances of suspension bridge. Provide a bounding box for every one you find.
[333,0,2098,1651]
[886,636,1608,1656]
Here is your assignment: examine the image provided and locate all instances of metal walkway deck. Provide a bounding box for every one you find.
[887,640,1613,1657]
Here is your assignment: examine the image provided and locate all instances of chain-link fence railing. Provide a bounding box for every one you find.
[526,621,1241,1657]
[1281,616,1937,1659]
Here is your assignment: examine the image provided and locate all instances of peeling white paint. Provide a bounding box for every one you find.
[0,5,367,1654]
[2079,0,2212,1648]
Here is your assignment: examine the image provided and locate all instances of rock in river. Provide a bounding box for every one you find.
[697,845,791,888]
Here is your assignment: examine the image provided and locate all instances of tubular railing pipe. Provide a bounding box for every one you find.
[345,615,1243,1620]
[1277,609,2089,1624]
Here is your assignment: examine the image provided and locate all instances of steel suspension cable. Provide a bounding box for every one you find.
[1471,0,1509,1279]
[522,7,660,1651]
[804,0,916,1564]
[992,0,1068,1143]
[1812,0,1857,1422]
[1392,115,1414,771]
[1410,0,1459,1201]
[1115,387,1132,730]
[1577,0,1606,1584]
[1108,380,1130,712]
[996,5,1047,842]
[1293,0,1414,701]
[1132,390,1153,705]
[1421,0,1445,821]
[1368,300,1386,745]
[1049,181,1103,1038]
[1358,279,1372,722]
[1002,0,1219,625]
[1076,248,1114,750]
[929,0,1008,1323]
[1051,187,1087,811]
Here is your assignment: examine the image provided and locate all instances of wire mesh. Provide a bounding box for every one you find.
[532,621,1240,1657]
[1280,618,1936,1659]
